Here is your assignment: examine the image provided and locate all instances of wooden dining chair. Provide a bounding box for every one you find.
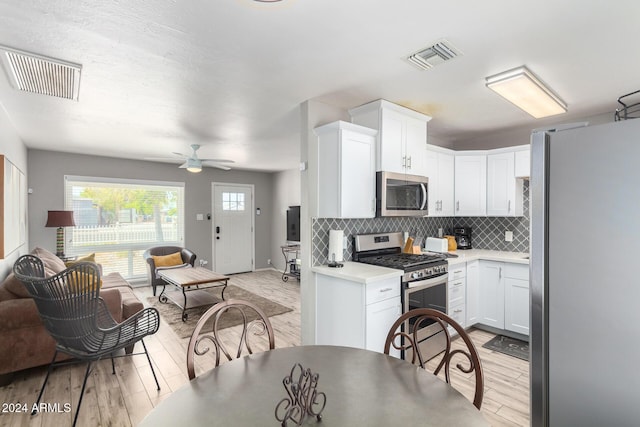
[186,299,275,380]
[384,308,484,409]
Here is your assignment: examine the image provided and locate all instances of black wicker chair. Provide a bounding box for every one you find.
[13,254,161,427]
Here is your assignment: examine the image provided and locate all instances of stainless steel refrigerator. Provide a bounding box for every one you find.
[530,118,640,426]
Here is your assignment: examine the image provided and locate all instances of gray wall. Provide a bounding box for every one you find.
[27,149,274,270]
[271,168,301,272]
[0,107,29,280]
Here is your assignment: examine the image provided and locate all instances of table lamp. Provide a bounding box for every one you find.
[45,210,76,257]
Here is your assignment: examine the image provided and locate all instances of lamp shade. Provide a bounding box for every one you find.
[45,210,76,227]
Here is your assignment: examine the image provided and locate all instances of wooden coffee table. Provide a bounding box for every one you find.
[157,267,229,322]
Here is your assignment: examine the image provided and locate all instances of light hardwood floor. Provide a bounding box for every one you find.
[0,269,529,426]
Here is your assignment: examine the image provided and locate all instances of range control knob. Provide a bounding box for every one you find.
[411,272,421,280]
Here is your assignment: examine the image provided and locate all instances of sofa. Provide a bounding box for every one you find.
[0,247,145,385]
[143,246,196,296]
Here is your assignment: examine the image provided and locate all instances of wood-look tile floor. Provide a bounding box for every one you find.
[0,269,529,426]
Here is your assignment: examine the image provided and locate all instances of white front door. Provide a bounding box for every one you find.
[212,183,254,274]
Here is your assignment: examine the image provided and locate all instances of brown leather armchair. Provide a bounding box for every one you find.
[143,246,196,296]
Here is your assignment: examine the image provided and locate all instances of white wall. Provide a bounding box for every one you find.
[0,104,28,279]
[300,100,350,345]
[271,168,300,272]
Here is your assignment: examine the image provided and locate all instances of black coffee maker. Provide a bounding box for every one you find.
[453,226,472,250]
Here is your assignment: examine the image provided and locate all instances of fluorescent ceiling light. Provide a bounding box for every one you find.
[485,66,567,119]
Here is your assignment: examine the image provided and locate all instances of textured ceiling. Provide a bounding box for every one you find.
[0,1,639,171]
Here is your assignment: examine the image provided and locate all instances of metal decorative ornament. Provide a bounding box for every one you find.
[275,363,326,426]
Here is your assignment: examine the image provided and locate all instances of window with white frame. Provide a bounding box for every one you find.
[222,191,245,211]
[64,176,185,280]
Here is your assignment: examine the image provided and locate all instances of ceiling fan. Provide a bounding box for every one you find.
[148,144,234,172]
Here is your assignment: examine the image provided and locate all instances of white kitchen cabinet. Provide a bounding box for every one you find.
[315,121,377,218]
[514,148,530,178]
[426,147,455,216]
[478,260,505,329]
[316,273,401,357]
[349,99,431,176]
[466,260,480,326]
[454,153,487,216]
[487,151,523,217]
[448,265,466,336]
[504,263,530,335]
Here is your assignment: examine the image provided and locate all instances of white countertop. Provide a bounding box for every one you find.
[440,249,529,266]
[312,261,403,284]
[312,250,528,284]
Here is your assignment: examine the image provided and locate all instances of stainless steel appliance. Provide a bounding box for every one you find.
[353,232,448,361]
[530,119,640,426]
[376,171,428,217]
[453,226,472,250]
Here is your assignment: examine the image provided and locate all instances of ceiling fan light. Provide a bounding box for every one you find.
[185,157,202,173]
[485,66,567,118]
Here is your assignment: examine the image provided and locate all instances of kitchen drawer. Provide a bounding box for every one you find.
[504,263,529,280]
[448,303,466,336]
[366,278,400,305]
[448,265,466,280]
[448,278,466,307]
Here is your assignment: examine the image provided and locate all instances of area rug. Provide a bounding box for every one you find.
[147,285,292,339]
[482,335,529,361]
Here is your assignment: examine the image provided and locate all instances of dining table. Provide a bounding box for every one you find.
[138,345,489,426]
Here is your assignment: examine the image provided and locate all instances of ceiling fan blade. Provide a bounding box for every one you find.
[144,156,183,161]
[178,162,189,169]
[210,164,231,171]
[171,152,189,158]
[199,158,235,163]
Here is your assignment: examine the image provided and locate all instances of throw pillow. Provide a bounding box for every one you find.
[31,247,67,275]
[66,271,103,294]
[65,253,96,267]
[152,252,183,267]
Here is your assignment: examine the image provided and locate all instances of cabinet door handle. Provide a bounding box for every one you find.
[454,309,463,313]
[508,200,511,212]
[456,201,460,211]
[379,288,393,293]
[499,267,502,279]
[407,156,412,169]
[402,156,406,168]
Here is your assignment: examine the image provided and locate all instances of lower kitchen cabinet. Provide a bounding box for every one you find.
[469,260,529,337]
[316,274,401,357]
[504,263,530,335]
[466,260,480,325]
[478,261,505,329]
[447,265,466,336]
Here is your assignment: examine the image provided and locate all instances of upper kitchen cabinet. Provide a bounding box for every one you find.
[454,152,487,216]
[514,146,530,178]
[349,99,431,176]
[315,121,377,218]
[426,146,455,216]
[487,149,524,217]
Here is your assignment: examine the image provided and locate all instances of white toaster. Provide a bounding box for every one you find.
[424,237,449,253]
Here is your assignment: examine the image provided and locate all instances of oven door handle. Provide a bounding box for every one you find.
[419,183,427,211]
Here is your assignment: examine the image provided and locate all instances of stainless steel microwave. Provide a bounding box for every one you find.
[376,171,428,217]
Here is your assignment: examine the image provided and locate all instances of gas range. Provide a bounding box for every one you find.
[353,232,448,284]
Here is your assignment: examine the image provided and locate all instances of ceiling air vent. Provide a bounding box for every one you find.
[0,46,81,101]
[407,40,461,70]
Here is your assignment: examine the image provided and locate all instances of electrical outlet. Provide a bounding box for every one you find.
[199,260,208,267]
[267,259,271,265]
[343,236,348,250]
[505,230,513,242]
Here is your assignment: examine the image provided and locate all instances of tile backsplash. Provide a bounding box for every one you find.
[312,181,529,266]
